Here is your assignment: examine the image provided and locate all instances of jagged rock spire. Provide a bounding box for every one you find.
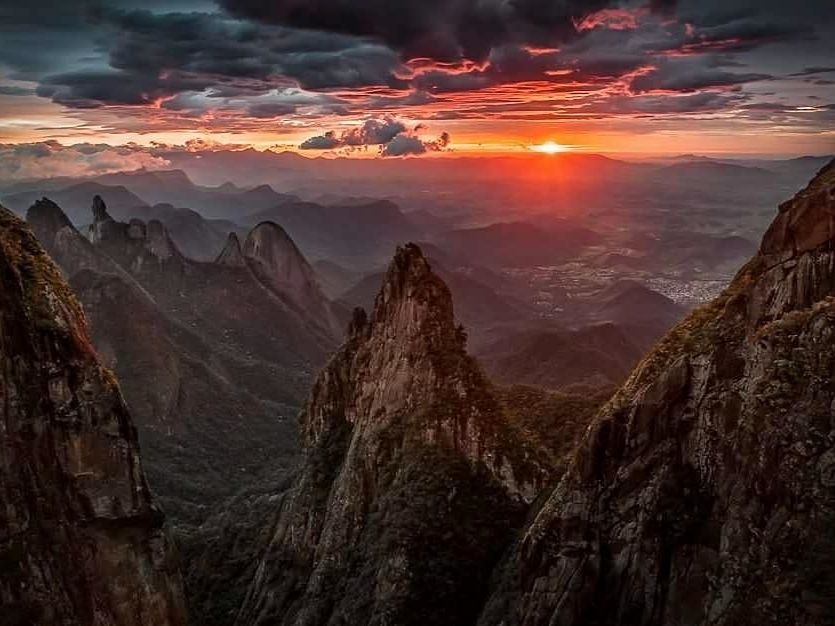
[215,232,245,267]
[242,221,317,288]
[89,194,115,243]
[237,241,549,626]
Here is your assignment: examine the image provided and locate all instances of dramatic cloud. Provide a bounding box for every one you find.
[0,141,170,182]
[299,117,451,156]
[630,58,772,93]
[218,0,616,62]
[0,0,831,151]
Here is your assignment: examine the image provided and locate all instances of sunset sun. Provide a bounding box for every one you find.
[530,141,570,154]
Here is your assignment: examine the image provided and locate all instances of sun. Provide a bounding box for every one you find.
[530,141,569,154]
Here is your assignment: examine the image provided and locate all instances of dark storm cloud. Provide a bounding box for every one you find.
[6,6,405,108]
[0,0,830,133]
[299,132,341,150]
[630,57,771,93]
[217,0,619,62]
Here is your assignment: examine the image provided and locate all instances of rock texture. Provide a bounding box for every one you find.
[236,244,551,626]
[0,205,187,626]
[479,159,835,625]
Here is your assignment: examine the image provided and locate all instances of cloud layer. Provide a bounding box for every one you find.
[299,117,451,156]
[0,141,171,181]
[0,0,832,151]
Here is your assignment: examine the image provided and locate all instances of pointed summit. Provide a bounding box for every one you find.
[237,244,549,626]
[242,221,341,337]
[26,197,73,233]
[89,194,117,243]
[92,193,111,221]
[243,221,317,289]
[215,231,245,267]
[357,243,462,357]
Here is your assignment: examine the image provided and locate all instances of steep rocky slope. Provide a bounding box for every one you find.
[236,244,552,626]
[27,196,339,524]
[243,221,343,338]
[479,159,835,625]
[0,205,187,625]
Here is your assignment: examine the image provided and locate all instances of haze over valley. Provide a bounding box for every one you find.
[2,0,835,625]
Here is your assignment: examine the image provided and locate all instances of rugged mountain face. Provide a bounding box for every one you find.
[26,196,339,524]
[479,160,835,625]
[236,244,551,626]
[0,205,187,626]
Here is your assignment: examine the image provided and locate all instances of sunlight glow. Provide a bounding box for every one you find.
[530,141,570,154]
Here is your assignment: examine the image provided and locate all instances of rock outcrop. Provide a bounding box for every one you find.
[87,195,183,276]
[216,232,246,267]
[236,244,551,626]
[28,197,124,278]
[243,221,342,337]
[0,204,187,625]
[479,160,835,625]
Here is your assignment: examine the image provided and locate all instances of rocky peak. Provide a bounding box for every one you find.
[760,159,835,263]
[88,194,118,244]
[27,198,124,278]
[92,193,110,221]
[237,243,549,626]
[0,204,187,625]
[84,196,183,271]
[215,231,246,267]
[366,242,457,339]
[241,220,341,337]
[243,221,318,289]
[26,197,73,233]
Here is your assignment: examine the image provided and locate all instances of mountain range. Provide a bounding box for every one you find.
[5,158,835,626]
[26,194,343,524]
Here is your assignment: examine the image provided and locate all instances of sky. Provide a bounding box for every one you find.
[0,0,834,160]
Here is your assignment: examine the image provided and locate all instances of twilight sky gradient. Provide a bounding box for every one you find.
[0,0,833,156]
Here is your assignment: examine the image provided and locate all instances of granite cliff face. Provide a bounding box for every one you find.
[479,160,835,625]
[237,244,551,626]
[0,205,187,625]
